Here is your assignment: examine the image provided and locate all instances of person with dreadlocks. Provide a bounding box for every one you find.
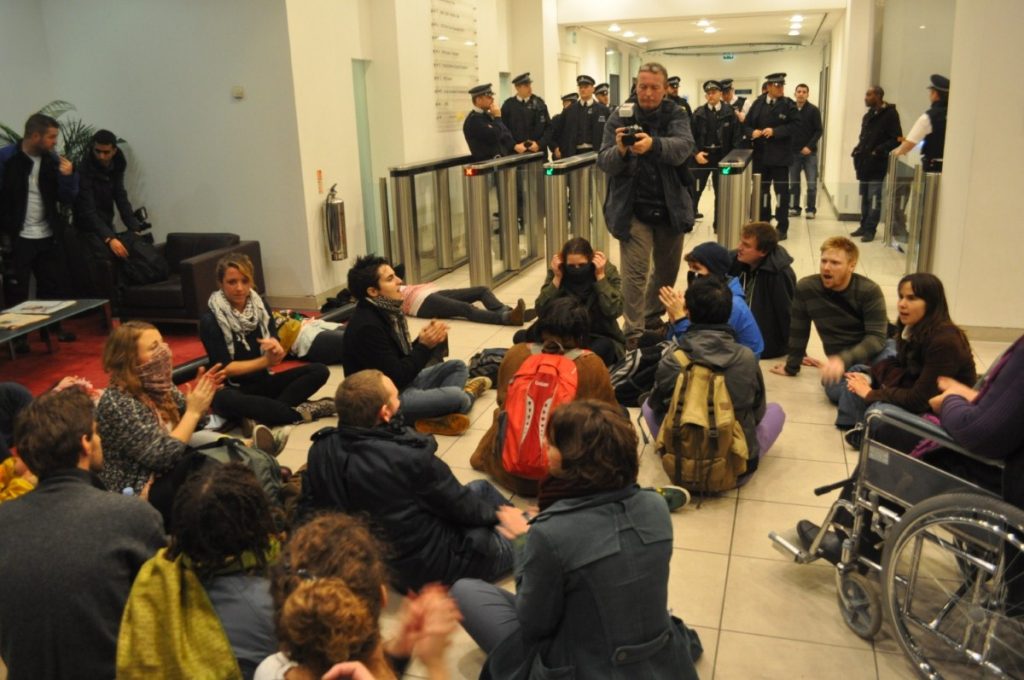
[117,462,281,680]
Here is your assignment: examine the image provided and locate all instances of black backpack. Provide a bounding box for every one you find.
[118,230,169,285]
[469,347,507,384]
[609,340,672,407]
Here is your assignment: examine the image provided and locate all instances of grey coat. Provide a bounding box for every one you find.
[487,486,700,680]
[653,326,767,460]
[597,100,695,240]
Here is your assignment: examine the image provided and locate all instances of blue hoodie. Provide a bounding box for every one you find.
[668,276,765,359]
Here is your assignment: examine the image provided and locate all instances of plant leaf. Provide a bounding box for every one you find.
[37,100,77,119]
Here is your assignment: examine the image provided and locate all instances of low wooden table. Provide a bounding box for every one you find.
[1,299,114,358]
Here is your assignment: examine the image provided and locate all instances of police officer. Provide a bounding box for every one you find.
[721,78,746,120]
[501,72,549,154]
[543,92,577,156]
[550,75,609,160]
[666,76,693,118]
[892,74,948,172]
[690,80,742,231]
[462,83,514,162]
[595,82,611,107]
[744,72,798,240]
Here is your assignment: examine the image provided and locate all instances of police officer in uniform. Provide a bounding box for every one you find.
[690,80,742,231]
[550,75,609,160]
[892,74,948,173]
[721,78,746,120]
[463,83,514,162]
[744,72,798,240]
[543,93,577,156]
[501,72,549,154]
[666,76,693,118]
[595,82,611,107]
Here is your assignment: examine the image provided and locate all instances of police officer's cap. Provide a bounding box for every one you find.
[928,74,950,92]
[765,72,786,85]
[720,78,734,90]
[595,83,610,95]
[667,76,681,88]
[703,80,723,92]
[561,92,580,102]
[468,83,494,97]
[576,75,596,86]
[512,73,532,86]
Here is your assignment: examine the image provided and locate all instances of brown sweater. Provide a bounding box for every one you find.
[470,343,617,496]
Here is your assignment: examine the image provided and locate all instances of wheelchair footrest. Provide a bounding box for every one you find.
[768,531,818,564]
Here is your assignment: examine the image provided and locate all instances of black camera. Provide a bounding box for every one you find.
[133,206,152,233]
[622,124,644,146]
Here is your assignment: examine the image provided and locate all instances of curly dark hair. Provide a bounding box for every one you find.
[546,400,638,488]
[536,297,590,350]
[168,462,277,579]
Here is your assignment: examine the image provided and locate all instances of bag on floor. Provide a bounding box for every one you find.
[497,345,587,479]
[191,437,284,506]
[469,347,507,383]
[656,349,749,494]
[610,340,672,407]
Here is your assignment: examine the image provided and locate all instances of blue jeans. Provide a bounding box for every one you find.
[859,180,884,235]
[399,359,471,422]
[465,479,516,582]
[826,339,899,428]
[789,152,818,212]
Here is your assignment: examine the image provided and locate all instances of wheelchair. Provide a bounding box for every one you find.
[769,404,1024,678]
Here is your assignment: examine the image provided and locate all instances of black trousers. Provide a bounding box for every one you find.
[212,363,329,426]
[416,287,508,325]
[8,235,72,306]
[692,166,721,227]
[755,164,790,234]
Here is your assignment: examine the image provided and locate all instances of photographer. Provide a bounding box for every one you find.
[598,62,695,345]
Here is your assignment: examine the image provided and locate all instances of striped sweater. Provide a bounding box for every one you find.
[784,273,888,374]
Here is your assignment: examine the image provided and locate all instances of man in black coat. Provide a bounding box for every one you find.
[463,83,514,162]
[666,76,694,118]
[851,85,902,242]
[690,79,742,230]
[744,72,799,240]
[301,369,519,591]
[550,75,609,159]
[721,78,747,121]
[788,84,823,219]
[543,92,578,155]
[500,72,548,154]
[729,221,797,359]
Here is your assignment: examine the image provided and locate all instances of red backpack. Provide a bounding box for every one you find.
[498,344,589,479]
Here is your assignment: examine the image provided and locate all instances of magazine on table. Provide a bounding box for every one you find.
[3,300,76,314]
[0,313,50,330]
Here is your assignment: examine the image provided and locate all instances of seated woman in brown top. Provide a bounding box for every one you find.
[470,298,617,496]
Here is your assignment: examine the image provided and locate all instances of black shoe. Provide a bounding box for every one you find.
[777,232,788,241]
[850,228,867,237]
[860,232,876,243]
[806,211,816,220]
[797,520,843,565]
[695,211,704,219]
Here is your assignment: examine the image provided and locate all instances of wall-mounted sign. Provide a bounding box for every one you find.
[722,53,736,61]
[432,0,479,132]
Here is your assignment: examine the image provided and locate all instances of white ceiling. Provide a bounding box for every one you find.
[573,11,839,53]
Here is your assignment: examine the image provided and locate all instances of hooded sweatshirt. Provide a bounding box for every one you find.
[729,245,797,359]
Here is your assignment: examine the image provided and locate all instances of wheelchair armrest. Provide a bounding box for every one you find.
[865,405,982,463]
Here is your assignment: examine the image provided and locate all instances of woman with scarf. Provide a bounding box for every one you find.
[451,400,701,680]
[513,237,625,366]
[200,253,334,440]
[97,320,225,495]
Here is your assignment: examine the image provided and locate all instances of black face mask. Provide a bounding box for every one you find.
[686,270,704,285]
[563,263,596,295]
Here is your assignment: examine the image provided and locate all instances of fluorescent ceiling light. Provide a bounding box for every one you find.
[788,30,800,36]
[609,23,621,32]
[791,14,804,22]
[790,23,802,29]
[464,40,475,46]
[637,36,649,43]
[697,19,711,27]
[704,27,718,34]
[606,49,615,55]
[436,35,448,41]
[919,25,926,29]
[623,30,635,37]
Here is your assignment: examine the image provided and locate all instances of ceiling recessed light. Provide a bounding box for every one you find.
[623,30,635,38]
[697,19,711,27]
[919,25,926,29]
[606,49,615,55]
[704,27,718,34]
[791,14,804,22]
[637,36,649,43]
[464,40,475,46]
[788,30,800,36]
[790,23,802,29]
[436,35,448,41]
[609,23,621,32]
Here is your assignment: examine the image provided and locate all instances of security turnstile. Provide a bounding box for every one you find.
[716,149,754,249]
[542,152,606,263]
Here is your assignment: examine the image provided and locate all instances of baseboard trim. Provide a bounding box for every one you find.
[267,284,347,313]
[963,326,1023,342]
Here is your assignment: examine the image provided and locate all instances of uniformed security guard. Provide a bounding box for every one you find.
[720,78,746,121]
[690,80,742,231]
[543,93,577,155]
[500,72,549,154]
[892,74,948,173]
[744,72,799,239]
[462,83,515,162]
[595,82,611,107]
[666,76,693,118]
[549,75,609,160]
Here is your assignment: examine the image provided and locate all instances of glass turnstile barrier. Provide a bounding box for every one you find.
[542,152,610,263]
[879,153,940,273]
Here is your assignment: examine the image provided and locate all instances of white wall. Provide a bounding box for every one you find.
[558,27,645,97]
[0,1,53,130]
[878,0,954,113]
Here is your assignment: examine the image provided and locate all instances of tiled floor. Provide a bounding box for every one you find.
[271,198,1006,679]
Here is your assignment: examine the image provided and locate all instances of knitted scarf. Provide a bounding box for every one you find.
[207,290,271,359]
[537,475,628,511]
[135,341,180,427]
[367,295,412,355]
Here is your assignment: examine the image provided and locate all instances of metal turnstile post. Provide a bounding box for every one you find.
[907,171,941,273]
[716,149,754,249]
[498,168,520,272]
[465,173,493,287]
[391,175,418,282]
[880,154,899,246]
[591,168,609,253]
[435,168,453,269]
[522,163,543,262]
[545,173,569,265]
[749,172,761,223]
[568,166,592,239]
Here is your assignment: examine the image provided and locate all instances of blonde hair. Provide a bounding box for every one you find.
[820,236,859,265]
[215,252,255,284]
[102,320,180,425]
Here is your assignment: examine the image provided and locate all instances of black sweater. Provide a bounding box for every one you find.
[342,299,433,391]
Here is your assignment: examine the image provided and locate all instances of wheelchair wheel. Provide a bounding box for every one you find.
[881,492,1024,678]
[837,571,883,639]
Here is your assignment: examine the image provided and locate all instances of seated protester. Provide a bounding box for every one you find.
[403,281,526,327]
[258,514,459,680]
[661,241,764,359]
[343,254,489,436]
[117,463,278,680]
[652,277,783,478]
[515,238,625,367]
[771,236,888,428]
[201,253,335,436]
[729,221,797,359]
[840,273,976,448]
[300,370,516,591]
[470,297,618,496]
[0,382,33,461]
[97,321,233,495]
[451,401,701,680]
[0,389,165,679]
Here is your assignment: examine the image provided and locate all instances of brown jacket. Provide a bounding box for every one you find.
[469,343,617,496]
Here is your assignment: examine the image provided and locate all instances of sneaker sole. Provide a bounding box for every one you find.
[414,415,471,436]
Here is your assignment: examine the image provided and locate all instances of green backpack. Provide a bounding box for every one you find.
[192,437,284,506]
[655,349,749,495]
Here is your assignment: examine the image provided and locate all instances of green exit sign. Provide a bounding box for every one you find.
[722,53,735,61]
